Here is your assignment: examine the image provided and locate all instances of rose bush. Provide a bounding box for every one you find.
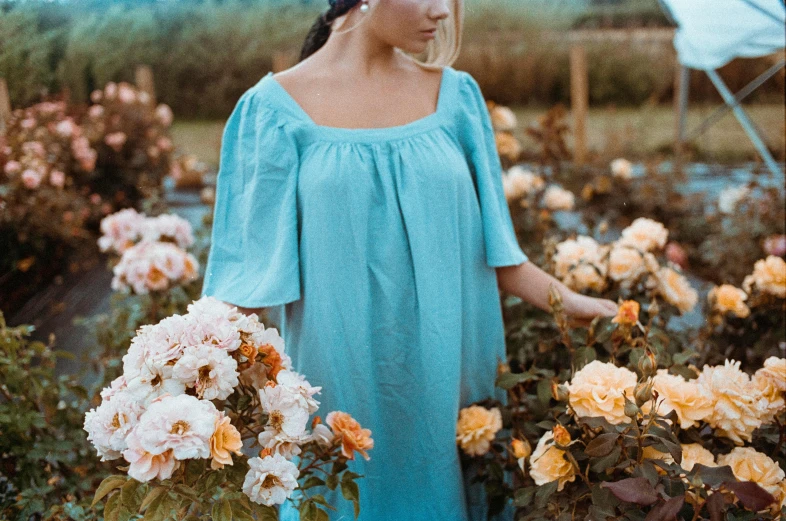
[85,296,373,520]
[459,288,785,520]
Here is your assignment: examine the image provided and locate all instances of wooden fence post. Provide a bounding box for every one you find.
[570,45,588,166]
[0,78,10,136]
[135,65,156,105]
[673,59,689,167]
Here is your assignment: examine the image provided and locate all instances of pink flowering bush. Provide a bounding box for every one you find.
[85,296,372,520]
[0,83,178,314]
[80,81,174,200]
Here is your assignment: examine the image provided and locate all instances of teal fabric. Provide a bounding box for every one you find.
[201,65,528,521]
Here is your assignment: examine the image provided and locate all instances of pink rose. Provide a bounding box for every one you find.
[21,169,42,189]
[665,242,689,269]
[763,235,786,257]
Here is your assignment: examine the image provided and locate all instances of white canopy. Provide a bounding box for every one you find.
[662,0,786,70]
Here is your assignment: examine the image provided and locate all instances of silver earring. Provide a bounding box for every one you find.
[359,1,369,13]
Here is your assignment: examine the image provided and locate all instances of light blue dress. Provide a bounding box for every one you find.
[201,65,528,521]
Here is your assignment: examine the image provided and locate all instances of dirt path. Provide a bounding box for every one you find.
[7,181,212,376]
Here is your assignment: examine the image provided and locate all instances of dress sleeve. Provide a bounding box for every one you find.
[458,71,529,268]
[201,87,301,308]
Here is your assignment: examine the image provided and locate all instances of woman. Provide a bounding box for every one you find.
[201,0,618,519]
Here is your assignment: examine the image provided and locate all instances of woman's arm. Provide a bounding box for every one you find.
[496,261,619,326]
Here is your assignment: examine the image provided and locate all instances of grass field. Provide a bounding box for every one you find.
[170,103,785,168]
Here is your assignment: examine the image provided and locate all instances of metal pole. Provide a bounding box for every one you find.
[706,69,783,176]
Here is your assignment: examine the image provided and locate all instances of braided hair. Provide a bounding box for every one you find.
[299,0,363,62]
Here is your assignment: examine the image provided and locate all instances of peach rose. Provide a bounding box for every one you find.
[652,267,698,314]
[680,443,715,473]
[608,245,656,287]
[752,357,786,424]
[326,411,373,461]
[567,360,637,425]
[644,369,714,429]
[528,431,576,491]
[743,256,786,298]
[696,360,764,444]
[511,437,532,474]
[543,185,575,211]
[210,413,243,470]
[618,217,669,252]
[717,447,785,509]
[756,357,786,393]
[456,405,502,457]
[708,284,750,318]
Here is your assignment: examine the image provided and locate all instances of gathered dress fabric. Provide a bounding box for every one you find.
[201,65,528,521]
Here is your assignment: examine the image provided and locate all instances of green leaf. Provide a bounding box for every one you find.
[142,490,169,521]
[250,503,278,521]
[300,500,317,521]
[536,379,553,405]
[585,433,619,457]
[104,493,121,521]
[119,479,142,511]
[172,484,199,501]
[341,480,361,518]
[341,471,363,482]
[496,371,537,390]
[212,499,233,521]
[574,346,596,368]
[690,464,737,488]
[303,476,326,490]
[326,474,339,490]
[534,480,559,509]
[92,475,128,507]
[140,486,167,512]
[514,487,536,507]
[230,502,255,521]
[669,364,698,380]
[590,445,622,473]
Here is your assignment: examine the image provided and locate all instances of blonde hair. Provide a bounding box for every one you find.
[329,0,463,70]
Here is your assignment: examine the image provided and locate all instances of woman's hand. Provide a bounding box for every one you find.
[496,261,618,328]
[563,291,619,328]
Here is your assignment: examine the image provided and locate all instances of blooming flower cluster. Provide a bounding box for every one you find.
[502,166,545,202]
[1,102,97,192]
[98,208,194,254]
[84,296,373,507]
[742,255,786,299]
[97,208,199,294]
[110,240,199,294]
[550,218,698,313]
[705,255,785,319]
[488,102,522,163]
[562,357,785,445]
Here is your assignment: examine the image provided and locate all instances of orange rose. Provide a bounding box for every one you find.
[612,300,640,326]
[326,411,374,461]
[259,343,284,380]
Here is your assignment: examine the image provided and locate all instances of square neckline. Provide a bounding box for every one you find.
[263,66,451,141]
